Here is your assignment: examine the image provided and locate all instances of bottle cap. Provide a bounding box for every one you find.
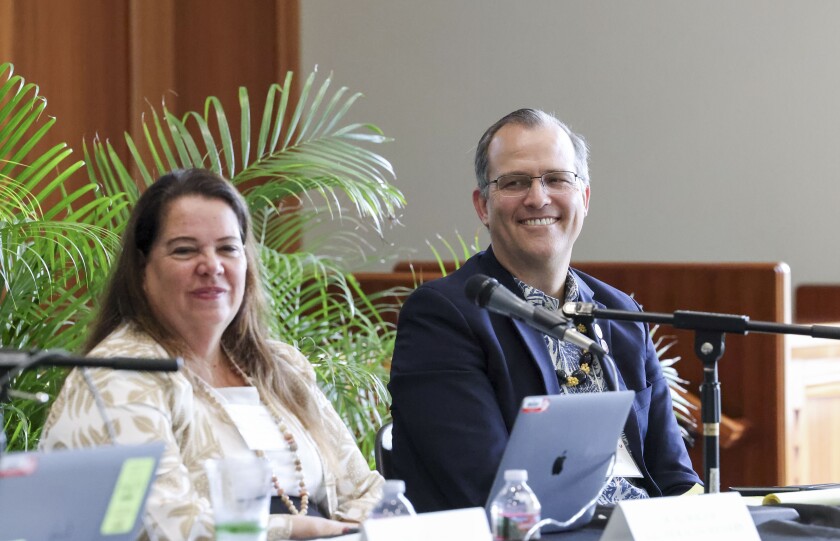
[383,479,406,493]
[503,469,528,482]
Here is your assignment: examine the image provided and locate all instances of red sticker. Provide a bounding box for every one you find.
[521,397,550,413]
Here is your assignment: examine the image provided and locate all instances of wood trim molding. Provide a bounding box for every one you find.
[0,1,13,63]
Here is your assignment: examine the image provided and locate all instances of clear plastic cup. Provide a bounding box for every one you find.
[205,456,272,541]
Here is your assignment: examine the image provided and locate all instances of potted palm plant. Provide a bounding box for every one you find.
[1,63,406,462]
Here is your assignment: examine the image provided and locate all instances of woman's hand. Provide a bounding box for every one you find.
[290,515,356,539]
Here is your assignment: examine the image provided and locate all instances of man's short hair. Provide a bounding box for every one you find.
[474,108,590,198]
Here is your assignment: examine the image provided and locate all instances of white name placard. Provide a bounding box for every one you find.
[362,507,491,541]
[600,491,759,541]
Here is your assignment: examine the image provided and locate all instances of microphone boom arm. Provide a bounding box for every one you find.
[561,301,840,495]
[562,302,840,340]
[1,349,182,460]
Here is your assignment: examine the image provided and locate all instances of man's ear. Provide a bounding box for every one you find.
[472,189,490,227]
[582,183,591,216]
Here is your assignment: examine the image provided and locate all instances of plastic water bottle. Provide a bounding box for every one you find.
[490,469,541,540]
[368,479,417,519]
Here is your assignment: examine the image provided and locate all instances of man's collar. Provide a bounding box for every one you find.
[484,244,575,299]
[514,272,581,308]
[568,267,596,303]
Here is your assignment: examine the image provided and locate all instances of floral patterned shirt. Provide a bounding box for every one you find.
[39,324,383,540]
[515,274,650,504]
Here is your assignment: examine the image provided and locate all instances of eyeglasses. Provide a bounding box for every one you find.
[489,171,583,198]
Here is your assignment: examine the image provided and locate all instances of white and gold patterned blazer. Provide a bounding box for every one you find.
[39,325,384,540]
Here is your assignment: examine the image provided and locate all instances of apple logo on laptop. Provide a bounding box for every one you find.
[552,451,567,475]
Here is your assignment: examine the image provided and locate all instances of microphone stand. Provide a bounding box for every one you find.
[562,303,840,494]
[0,349,182,464]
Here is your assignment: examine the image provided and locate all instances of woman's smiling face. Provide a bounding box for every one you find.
[143,195,247,343]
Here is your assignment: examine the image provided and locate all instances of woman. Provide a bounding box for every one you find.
[40,169,383,540]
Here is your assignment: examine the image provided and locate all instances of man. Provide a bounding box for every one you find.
[388,108,701,513]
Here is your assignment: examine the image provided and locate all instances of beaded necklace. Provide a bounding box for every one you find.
[556,350,593,387]
[226,355,310,516]
[515,276,602,390]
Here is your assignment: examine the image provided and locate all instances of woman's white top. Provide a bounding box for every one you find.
[214,385,326,503]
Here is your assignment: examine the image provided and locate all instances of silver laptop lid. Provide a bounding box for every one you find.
[485,391,634,531]
[0,442,165,540]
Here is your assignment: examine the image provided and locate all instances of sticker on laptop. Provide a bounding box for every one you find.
[521,396,550,413]
[0,454,38,478]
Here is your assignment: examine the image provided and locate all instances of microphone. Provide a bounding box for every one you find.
[465,274,605,356]
[0,349,183,375]
[0,349,183,401]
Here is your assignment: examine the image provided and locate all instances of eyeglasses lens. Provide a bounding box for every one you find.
[495,172,578,197]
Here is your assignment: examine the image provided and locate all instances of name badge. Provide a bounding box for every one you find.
[612,438,643,478]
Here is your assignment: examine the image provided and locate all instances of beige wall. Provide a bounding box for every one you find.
[301,1,840,293]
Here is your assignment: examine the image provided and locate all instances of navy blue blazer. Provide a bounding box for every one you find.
[388,247,701,512]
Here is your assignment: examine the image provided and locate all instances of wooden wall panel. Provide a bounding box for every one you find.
[275,0,300,78]
[128,0,176,165]
[173,0,279,138]
[7,0,130,165]
[2,0,299,185]
[795,284,840,323]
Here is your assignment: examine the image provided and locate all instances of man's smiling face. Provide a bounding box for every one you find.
[473,122,590,276]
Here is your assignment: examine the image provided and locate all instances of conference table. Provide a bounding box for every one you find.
[540,504,840,541]
[341,503,840,541]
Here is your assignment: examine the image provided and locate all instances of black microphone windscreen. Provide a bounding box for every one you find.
[464,274,499,307]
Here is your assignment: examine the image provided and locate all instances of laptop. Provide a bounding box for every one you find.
[0,442,165,541]
[485,391,634,532]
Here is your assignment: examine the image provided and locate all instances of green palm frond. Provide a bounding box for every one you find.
[0,62,123,348]
[80,68,405,462]
[1,62,127,450]
[427,230,482,277]
[311,334,392,461]
[86,70,405,233]
[2,367,69,450]
[258,247,403,459]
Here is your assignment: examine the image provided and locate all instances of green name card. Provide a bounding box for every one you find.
[100,457,156,535]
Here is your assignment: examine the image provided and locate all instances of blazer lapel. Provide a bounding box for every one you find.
[512,319,562,394]
[573,271,625,391]
[480,247,561,395]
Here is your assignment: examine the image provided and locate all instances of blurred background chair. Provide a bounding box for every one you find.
[374,422,393,478]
